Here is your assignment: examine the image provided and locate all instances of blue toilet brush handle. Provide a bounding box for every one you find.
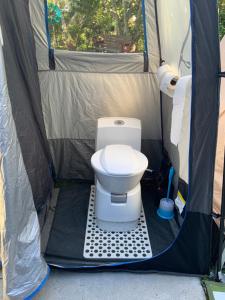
[166,167,175,201]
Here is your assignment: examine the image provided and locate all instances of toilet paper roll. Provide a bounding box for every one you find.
[157,64,179,98]
[170,75,192,146]
[157,64,171,82]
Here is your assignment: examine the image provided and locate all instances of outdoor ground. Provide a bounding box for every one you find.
[0,270,206,299]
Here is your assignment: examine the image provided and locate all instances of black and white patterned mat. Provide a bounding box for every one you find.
[83,186,152,260]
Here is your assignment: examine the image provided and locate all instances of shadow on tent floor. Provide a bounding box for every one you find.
[44,181,180,268]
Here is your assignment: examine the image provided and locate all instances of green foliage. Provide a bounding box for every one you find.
[48,0,144,52]
[219,0,225,40]
[48,0,225,52]
[48,3,62,25]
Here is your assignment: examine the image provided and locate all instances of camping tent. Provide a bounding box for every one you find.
[0,0,223,299]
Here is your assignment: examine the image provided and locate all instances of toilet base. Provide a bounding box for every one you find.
[95,181,142,232]
[97,219,138,232]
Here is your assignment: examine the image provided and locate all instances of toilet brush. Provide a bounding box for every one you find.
[157,167,175,220]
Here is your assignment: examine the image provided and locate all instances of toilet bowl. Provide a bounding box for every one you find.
[91,144,148,194]
[91,117,148,232]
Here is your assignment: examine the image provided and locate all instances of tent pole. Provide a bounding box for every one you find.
[153,0,164,152]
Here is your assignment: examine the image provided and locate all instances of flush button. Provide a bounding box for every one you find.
[114,120,125,126]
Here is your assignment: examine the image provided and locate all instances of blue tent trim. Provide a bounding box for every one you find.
[141,0,149,71]
[24,267,50,300]
[141,0,148,55]
[44,0,51,49]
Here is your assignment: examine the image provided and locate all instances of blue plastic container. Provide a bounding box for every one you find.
[157,167,175,220]
[157,198,174,220]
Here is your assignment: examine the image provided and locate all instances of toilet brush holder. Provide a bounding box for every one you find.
[157,166,175,220]
[157,198,174,220]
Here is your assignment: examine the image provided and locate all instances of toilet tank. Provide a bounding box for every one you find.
[96,117,141,151]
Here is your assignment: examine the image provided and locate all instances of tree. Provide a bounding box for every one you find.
[219,0,225,40]
[48,0,144,52]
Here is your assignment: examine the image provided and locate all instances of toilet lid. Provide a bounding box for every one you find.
[100,145,139,176]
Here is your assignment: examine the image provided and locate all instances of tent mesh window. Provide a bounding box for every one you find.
[47,0,145,53]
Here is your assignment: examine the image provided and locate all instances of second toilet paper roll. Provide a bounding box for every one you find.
[170,75,192,146]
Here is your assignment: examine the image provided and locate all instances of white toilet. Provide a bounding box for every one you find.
[91,117,148,232]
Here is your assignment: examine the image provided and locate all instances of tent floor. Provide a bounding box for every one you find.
[44,181,180,268]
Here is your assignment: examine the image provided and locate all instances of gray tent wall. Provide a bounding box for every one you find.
[0,0,53,299]
[29,0,163,180]
[0,1,53,212]
[0,38,48,300]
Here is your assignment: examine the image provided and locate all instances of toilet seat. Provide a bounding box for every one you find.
[91,144,148,177]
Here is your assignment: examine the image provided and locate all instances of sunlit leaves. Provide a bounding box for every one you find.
[47,0,144,52]
[219,0,225,40]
